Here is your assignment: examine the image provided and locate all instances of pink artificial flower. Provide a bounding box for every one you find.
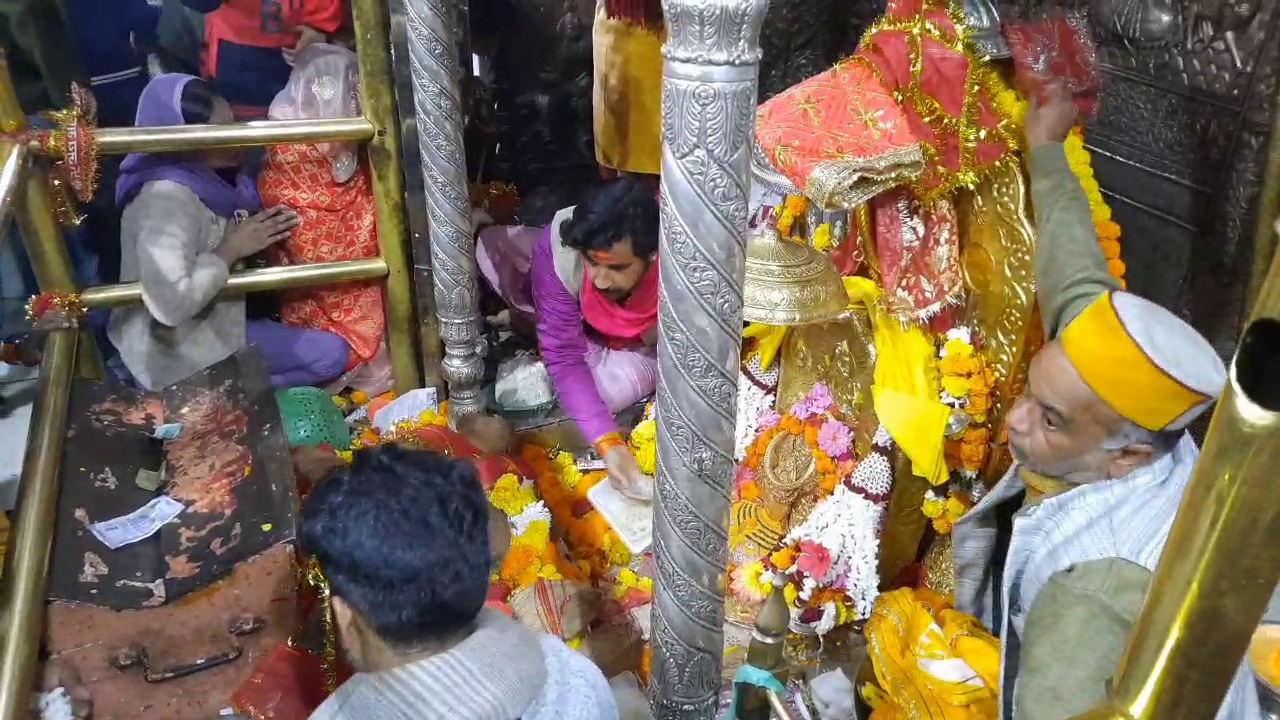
[790,383,834,420]
[735,465,757,488]
[816,419,852,458]
[796,540,834,580]
[758,409,782,430]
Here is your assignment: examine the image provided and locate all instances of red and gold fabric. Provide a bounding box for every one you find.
[853,0,1019,198]
[755,59,924,210]
[380,423,533,491]
[259,143,385,362]
[873,187,963,327]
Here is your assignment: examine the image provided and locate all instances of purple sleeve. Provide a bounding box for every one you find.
[530,229,618,444]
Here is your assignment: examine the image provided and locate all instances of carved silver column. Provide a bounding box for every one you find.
[404,0,486,415]
[649,0,767,716]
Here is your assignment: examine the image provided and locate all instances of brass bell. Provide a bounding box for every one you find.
[743,225,850,326]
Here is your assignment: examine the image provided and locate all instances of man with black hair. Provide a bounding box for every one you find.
[301,444,618,720]
[525,176,660,501]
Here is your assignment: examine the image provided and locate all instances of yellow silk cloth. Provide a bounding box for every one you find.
[592,11,664,175]
[864,588,1001,719]
[857,275,950,486]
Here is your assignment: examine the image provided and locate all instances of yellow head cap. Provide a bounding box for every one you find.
[1058,291,1226,431]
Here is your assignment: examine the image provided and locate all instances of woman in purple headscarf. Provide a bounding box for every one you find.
[109,73,352,390]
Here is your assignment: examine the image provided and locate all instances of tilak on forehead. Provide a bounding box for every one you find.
[588,249,618,264]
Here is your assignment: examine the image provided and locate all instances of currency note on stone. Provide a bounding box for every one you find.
[89,495,185,550]
[151,423,184,440]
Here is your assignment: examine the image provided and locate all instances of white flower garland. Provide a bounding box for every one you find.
[782,485,883,622]
[510,499,551,536]
[735,355,778,461]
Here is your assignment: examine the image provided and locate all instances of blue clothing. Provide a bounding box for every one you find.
[66,0,160,127]
[183,0,344,112]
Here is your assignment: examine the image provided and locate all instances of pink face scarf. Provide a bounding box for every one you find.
[578,259,660,348]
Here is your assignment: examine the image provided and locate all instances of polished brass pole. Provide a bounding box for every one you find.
[80,257,388,308]
[0,330,77,720]
[88,117,374,156]
[1069,245,1280,719]
[0,142,26,230]
[0,54,104,379]
[351,0,424,395]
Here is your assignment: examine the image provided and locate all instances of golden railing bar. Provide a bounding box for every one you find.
[0,141,27,229]
[352,0,424,394]
[84,117,375,156]
[0,54,104,380]
[0,330,77,720]
[79,257,389,308]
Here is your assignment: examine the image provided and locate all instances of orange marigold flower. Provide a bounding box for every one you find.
[1098,238,1121,260]
[1107,258,1127,280]
[739,480,762,502]
[770,546,797,570]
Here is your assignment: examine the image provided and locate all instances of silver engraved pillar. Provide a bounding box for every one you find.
[649,0,767,716]
[404,0,486,415]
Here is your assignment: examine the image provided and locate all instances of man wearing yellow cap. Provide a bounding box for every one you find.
[950,84,1261,719]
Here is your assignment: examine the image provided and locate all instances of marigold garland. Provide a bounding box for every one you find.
[522,443,633,578]
[928,327,994,533]
[629,404,657,476]
[775,194,809,238]
[921,488,973,535]
[1064,127,1126,288]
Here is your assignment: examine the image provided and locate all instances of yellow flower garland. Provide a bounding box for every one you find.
[492,470,567,589]
[629,405,657,476]
[923,329,993,532]
[775,195,808,238]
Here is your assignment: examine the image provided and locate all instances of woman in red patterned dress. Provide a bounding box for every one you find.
[257,43,386,388]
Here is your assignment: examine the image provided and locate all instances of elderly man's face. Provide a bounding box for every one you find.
[1004,341,1130,483]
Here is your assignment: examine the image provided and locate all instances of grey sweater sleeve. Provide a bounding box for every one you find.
[1013,558,1152,720]
[1026,143,1121,339]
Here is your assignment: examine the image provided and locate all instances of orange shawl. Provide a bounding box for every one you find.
[259,143,385,361]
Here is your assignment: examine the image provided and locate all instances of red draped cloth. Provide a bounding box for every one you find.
[754,56,923,209]
[259,144,385,362]
[853,0,1018,197]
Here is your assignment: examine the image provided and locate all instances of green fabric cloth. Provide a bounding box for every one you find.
[1014,558,1152,720]
[0,0,83,113]
[1010,143,1143,719]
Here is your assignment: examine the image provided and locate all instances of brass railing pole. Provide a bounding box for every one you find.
[79,257,389,308]
[0,142,27,230]
[1069,243,1280,719]
[0,330,78,720]
[86,117,375,156]
[0,54,104,380]
[351,0,423,395]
